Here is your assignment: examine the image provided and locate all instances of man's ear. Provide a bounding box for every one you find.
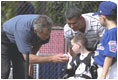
[77,42,81,48]
[80,16,82,18]
[101,15,106,19]
[80,16,84,20]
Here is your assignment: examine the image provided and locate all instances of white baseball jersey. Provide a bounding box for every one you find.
[64,13,106,50]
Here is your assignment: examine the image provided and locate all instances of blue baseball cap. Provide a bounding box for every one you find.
[93,1,117,16]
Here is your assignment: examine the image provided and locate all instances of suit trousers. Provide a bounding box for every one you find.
[1,30,25,79]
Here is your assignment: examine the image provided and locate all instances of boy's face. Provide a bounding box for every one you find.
[99,15,107,27]
[71,39,80,54]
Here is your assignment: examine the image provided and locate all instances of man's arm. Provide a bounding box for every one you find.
[23,43,68,64]
[23,53,68,64]
[99,56,113,79]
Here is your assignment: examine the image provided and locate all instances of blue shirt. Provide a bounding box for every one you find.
[3,15,50,54]
[94,27,117,67]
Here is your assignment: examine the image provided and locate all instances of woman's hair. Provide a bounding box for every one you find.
[33,15,53,33]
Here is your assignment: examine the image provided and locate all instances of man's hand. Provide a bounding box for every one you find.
[51,54,69,63]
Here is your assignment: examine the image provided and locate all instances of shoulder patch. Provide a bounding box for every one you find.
[108,41,117,53]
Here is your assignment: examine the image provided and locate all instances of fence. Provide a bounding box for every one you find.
[33,27,67,79]
[1,1,101,79]
[1,1,101,26]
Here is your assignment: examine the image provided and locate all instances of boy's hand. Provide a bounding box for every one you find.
[66,52,73,69]
[99,76,105,79]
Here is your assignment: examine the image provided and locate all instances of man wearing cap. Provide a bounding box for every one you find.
[93,1,117,79]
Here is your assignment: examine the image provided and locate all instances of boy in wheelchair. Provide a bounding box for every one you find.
[63,33,98,79]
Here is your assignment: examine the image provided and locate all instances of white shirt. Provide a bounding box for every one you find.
[68,53,94,79]
[75,53,92,77]
[64,13,106,50]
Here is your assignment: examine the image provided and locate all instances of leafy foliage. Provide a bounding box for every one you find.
[1,1,101,26]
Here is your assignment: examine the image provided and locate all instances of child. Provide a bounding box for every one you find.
[93,1,117,79]
[63,32,96,79]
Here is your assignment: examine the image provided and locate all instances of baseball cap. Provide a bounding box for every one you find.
[93,1,117,16]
